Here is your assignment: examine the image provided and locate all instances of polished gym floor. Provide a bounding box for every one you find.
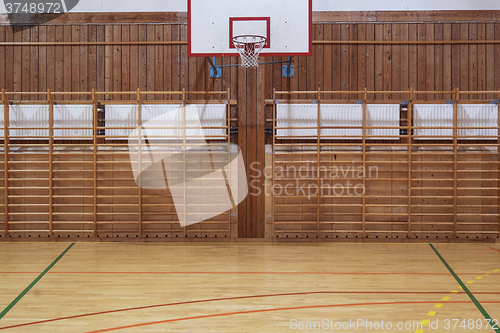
[0,242,499,332]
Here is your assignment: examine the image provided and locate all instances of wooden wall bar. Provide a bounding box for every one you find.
[1,22,500,101]
[0,90,233,240]
[271,89,500,240]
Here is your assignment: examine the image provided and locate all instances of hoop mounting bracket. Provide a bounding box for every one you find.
[207,57,223,78]
[282,57,294,78]
[207,56,295,77]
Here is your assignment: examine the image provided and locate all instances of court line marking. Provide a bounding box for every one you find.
[0,243,75,321]
[2,290,497,330]
[491,247,500,253]
[0,271,498,275]
[429,244,499,333]
[82,301,500,333]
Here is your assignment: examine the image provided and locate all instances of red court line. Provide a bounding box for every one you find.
[1,291,498,331]
[491,247,500,253]
[1,271,499,275]
[84,301,500,333]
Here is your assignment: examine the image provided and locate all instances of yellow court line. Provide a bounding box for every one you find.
[415,262,500,333]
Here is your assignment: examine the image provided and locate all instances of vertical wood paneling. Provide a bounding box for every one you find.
[365,24,375,92]
[88,26,97,91]
[323,24,333,99]
[374,24,383,98]
[196,55,207,94]
[425,24,435,100]
[164,25,172,100]
[237,66,247,238]
[469,23,478,99]
[460,23,469,94]
[349,24,358,99]
[180,25,188,95]
[477,23,486,99]
[451,24,460,96]
[155,26,163,99]
[138,25,147,93]
[80,25,89,99]
[63,26,72,100]
[0,27,6,92]
[332,24,341,94]
[357,24,366,96]
[274,56,282,96]
[96,25,105,92]
[188,35,197,97]
[170,25,180,98]
[495,24,500,92]
[341,24,350,98]
[298,50,307,94]
[54,26,64,97]
[246,67,256,237]
[129,25,138,92]
[383,24,391,98]
[282,56,289,95]
[255,66,265,238]
[400,23,409,95]
[113,25,122,100]
[417,24,426,97]
[392,24,401,100]
[315,24,324,92]
[30,27,39,100]
[71,26,80,100]
[0,22,498,100]
[121,26,130,99]
[485,24,495,98]
[434,24,443,100]
[289,56,298,99]
[104,25,113,99]
[408,24,418,92]
[443,23,452,99]
[21,28,30,100]
[38,26,47,98]
[5,26,14,93]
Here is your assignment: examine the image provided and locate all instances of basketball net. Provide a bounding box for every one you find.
[232,35,267,68]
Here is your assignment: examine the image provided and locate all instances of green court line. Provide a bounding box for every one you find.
[429,244,499,332]
[0,243,75,321]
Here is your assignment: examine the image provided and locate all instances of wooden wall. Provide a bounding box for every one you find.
[238,67,266,238]
[1,10,500,240]
[1,20,500,101]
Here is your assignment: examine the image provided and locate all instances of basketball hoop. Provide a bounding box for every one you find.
[232,35,267,68]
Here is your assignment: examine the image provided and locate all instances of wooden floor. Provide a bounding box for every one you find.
[0,242,499,332]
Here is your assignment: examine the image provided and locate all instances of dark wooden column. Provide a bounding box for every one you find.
[237,66,265,238]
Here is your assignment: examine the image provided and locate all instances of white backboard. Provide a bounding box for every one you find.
[188,0,312,57]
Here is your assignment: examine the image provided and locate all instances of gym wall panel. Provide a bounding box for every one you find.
[2,19,500,101]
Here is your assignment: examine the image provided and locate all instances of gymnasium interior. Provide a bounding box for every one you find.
[0,0,499,332]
